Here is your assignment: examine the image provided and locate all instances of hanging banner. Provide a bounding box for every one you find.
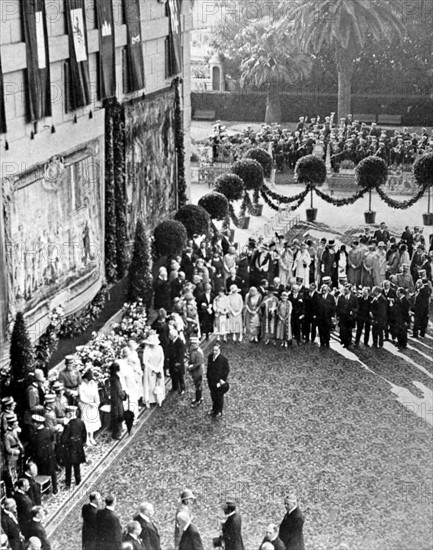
[22,0,52,121]
[95,0,116,99]
[0,53,6,134]
[167,0,182,77]
[65,0,91,111]
[124,0,145,92]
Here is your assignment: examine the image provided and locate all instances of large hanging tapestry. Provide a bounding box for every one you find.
[124,88,177,240]
[3,140,104,327]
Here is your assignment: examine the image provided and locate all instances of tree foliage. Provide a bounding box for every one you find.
[153,220,187,258]
[174,204,211,238]
[198,192,229,220]
[127,219,154,307]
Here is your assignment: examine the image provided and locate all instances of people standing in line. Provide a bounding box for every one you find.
[95,494,123,550]
[174,489,196,550]
[133,502,161,550]
[78,370,101,446]
[142,333,165,408]
[59,406,87,490]
[206,342,230,418]
[168,327,186,396]
[279,495,305,550]
[82,492,101,550]
[220,498,245,550]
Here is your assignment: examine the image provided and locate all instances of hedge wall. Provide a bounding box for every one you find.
[192,91,433,126]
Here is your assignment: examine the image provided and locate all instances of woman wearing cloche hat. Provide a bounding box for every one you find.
[142,332,165,408]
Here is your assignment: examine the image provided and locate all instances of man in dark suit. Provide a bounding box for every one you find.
[279,495,305,550]
[412,279,430,338]
[260,523,285,550]
[133,502,161,550]
[181,247,195,282]
[370,286,388,348]
[82,492,101,550]
[122,521,145,550]
[302,283,320,343]
[206,343,230,418]
[373,222,390,245]
[95,494,123,550]
[355,287,372,347]
[177,511,204,550]
[22,461,41,506]
[393,287,410,350]
[382,280,397,341]
[336,284,359,348]
[13,479,33,531]
[317,284,336,348]
[23,506,51,550]
[27,415,58,494]
[196,284,215,339]
[168,327,186,395]
[221,499,244,550]
[1,498,25,550]
[225,268,245,295]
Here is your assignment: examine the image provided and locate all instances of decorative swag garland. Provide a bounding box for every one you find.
[376,184,428,210]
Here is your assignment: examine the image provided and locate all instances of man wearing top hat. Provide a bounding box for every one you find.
[220,498,245,550]
[27,415,58,494]
[59,356,82,405]
[174,489,196,550]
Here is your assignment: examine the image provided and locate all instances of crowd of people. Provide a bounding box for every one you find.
[1,219,432,549]
[206,114,433,172]
[77,489,305,550]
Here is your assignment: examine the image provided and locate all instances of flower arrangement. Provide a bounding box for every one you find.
[198,192,229,220]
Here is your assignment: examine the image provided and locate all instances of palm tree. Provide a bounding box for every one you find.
[239,18,313,123]
[289,0,404,120]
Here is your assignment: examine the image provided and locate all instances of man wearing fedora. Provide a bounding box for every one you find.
[174,489,196,550]
[279,495,305,550]
[220,498,245,550]
[27,415,58,495]
[206,342,230,418]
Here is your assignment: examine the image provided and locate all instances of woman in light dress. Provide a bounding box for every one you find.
[117,347,142,417]
[127,340,143,402]
[276,292,293,347]
[213,288,229,342]
[244,286,262,342]
[142,332,165,407]
[227,284,244,342]
[294,243,311,286]
[278,244,294,287]
[78,369,101,445]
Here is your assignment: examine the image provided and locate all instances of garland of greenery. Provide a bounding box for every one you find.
[59,286,109,339]
[262,183,311,204]
[260,188,279,211]
[104,100,118,283]
[113,102,129,280]
[173,77,187,208]
[314,186,368,206]
[376,184,428,210]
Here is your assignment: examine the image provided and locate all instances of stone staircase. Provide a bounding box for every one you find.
[252,206,301,240]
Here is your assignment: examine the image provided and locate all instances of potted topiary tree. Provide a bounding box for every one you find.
[127,219,154,307]
[214,173,245,202]
[231,158,264,217]
[295,155,327,222]
[153,219,188,259]
[413,152,433,226]
[355,156,388,224]
[174,204,211,239]
[9,312,34,413]
[198,192,229,221]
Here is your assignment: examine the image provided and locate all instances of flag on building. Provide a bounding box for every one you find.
[0,53,6,134]
[96,0,116,99]
[65,0,91,111]
[167,0,182,77]
[22,0,52,122]
[124,0,145,92]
